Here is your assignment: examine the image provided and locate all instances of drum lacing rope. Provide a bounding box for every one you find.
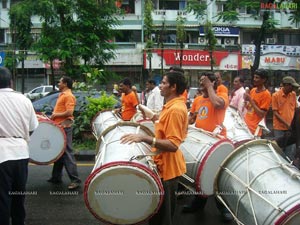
[219,143,289,224]
[215,195,246,225]
[267,143,300,179]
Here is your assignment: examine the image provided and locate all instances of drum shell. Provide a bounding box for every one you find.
[223,106,254,147]
[29,119,66,165]
[180,127,234,196]
[215,139,300,225]
[91,110,120,140]
[84,122,163,225]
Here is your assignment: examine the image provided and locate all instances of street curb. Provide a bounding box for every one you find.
[74,150,95,161]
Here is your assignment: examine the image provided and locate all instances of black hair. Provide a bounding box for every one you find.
[61,76,73,89]
[254,69,268,80]
[201,71,218,90]
[235,76,245,84]
[169,66,184,74]
[147,79,156,85]
[164,71,187,95]
[0,67,12,88]
[120,77,132,88]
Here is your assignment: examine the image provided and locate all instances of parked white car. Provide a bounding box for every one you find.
[25,85,58,101]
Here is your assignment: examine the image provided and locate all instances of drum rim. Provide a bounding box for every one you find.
[195,139,234,196]
[275,204,300,225]
[95,121,154,156]
[84,160,164,225]
[29,119,66,165]
[213,139,283,194]
[91,109,120,135]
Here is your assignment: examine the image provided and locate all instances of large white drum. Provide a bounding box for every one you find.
[215,139,300,225]
[131,112,155,134]
[84,122,163,225]
[91,110,120,140]
[179,126,234,196]
[29,119,66,165]
[223,106,254,147]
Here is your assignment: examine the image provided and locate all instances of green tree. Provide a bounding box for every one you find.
[217,0,278,76]
[176,15,186,67]
[9,1,33,93]
[204,21,217,71]
[28,0,119,81]
[144,0,154,76]
[186,0,207,21]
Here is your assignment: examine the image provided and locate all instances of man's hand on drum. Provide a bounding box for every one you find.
[121,134,152,146]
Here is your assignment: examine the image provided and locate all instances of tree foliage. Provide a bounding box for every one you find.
[176,15,186,67]
[10,0,120,82]
[144,0,154,75]
[216,0,280,75]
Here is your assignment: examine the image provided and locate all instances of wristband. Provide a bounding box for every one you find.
[151,137,156,148]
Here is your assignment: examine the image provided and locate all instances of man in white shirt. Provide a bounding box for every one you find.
[145,79,164,113]
[0,67,39,225]
[230,76,246,116]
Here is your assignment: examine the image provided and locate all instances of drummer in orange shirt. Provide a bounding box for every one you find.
[121,71,188,225]
[118,77,139,121]
[183,72,232,221]
[244,69,272,137]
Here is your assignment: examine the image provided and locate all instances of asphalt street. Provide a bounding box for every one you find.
[25,162,237,225]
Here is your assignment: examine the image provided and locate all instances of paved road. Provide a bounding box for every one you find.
[25,162,237,225]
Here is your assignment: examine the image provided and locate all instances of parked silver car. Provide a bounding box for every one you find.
[24,85,58,101]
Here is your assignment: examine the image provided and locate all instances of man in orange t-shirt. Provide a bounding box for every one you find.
[121,71,188,225]
[189,72,229,137]
[183,72,232,222]
[244,69,271,136]
[215,71,228,95]
[118,77,139,121]
[272,76,299,159]
[48,76,81,190]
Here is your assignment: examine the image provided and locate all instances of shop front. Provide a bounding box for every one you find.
[241,44,300,92]
[144,49,241,88]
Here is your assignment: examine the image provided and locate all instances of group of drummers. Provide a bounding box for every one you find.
[110,66,300,225]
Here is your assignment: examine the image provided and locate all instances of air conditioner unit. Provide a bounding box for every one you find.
[198,37,207,45]
[216,38,222,45]
[224,38,235,45]
[266,38,276,44]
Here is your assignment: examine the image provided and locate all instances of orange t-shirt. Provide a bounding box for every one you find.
[121,91,138,121]
[190,92,229,137]
[53,89,76,124]
[272,89,296,130]
[217,84,228,95]
[153,96,188,181]
[244,88,271,136]
[181,89,188,102]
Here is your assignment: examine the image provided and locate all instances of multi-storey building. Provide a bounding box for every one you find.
[0,0,299,91]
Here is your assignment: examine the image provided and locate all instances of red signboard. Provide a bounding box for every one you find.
[144,49,230,68]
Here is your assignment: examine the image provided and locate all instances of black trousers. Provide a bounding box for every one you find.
[0,159,29,225]
[51,127,81,183]
[149,177,179,225]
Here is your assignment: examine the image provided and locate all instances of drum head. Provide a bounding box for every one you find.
[196,139,234,196]
[136,119,155,134]
[84,162,163,225]
[91,109,120,139]
[29,120,66,165]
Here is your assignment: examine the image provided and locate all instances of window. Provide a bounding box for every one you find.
[2,0,7,8]
[0,29,5,43]
[115,30,141,42]
[159,0,187,10]
[32,87,43,94]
